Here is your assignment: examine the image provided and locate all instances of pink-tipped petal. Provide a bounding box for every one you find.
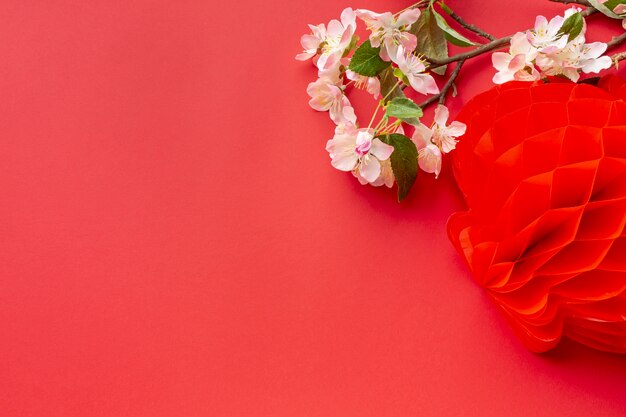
[412,124,433,148]
[400,32,418,54]
[360,156,382,183]
[434,105,449,127]
[396,8,421,27]
[296,52,316,61]
[370,139,394,161]
[447,121,467,137]
[492,52,512,72]
[418,144,442,178]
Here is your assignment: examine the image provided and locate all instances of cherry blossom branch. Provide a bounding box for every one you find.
[426,6,599,70]
[427,37,511,69]
[611,51,626,67]
[419,59,466,108]
[446,10,496,41]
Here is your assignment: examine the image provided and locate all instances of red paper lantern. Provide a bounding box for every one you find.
[448,76,626,353]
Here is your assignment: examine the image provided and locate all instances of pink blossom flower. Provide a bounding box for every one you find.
[412,126,442,178]
[307,78,355,125]
[316,8,357,71]
[394,46,439,95]
[430,105,467,153]
[326,129,394,183]
[492,32,540,84]
[410,105,465,177]
[355,8,420,61]
[346,70,381,98]
[537,39,611,82]
[295,24,326,61]
[527,15,568,52]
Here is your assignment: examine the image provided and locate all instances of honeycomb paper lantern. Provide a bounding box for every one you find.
[448,76,626,353]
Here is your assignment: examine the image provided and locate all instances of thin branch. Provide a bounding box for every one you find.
[548,0,592,6]
[606,31,626,50]
[447,11,496,41]
[611,51,626,68]
[427,37,511,69]
[419,59,466,108]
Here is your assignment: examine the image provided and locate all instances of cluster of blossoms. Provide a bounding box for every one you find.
[296,7,466,196]
[298,3,623,200]
[492,8,612,83]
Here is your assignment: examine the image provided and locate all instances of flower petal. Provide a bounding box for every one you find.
[360,156,381,183]
[370,138,394,161]
[418,144,442,178]
[434,105,449,127]
[396,8,421,27]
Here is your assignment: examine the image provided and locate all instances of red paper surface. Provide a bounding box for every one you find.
[0,1,625,416]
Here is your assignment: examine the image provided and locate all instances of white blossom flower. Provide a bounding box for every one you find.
[307,78,355,125]
[355,8,420,61]
[394,46,439,95]
[326,129,394,183]
[316,8,357,71]
[492,32,540,84]
[296,24,326,61]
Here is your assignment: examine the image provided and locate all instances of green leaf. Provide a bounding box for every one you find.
[431,8,476,47]
[378,66,404,104]
[604,0,626,15]
[385,97,423,126]
[348,40,391,76]
[438,1,453,15]
[587,0,621,18]
[380,133,418,201]
[410,8,448,75]
[557,11,584,42]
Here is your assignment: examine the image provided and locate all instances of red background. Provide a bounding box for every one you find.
[1,1,625,416]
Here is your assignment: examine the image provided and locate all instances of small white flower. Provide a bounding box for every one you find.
[492,32,540,84]
[295,24,326,61]
[431,105,467,154]
[326,129,394,183]
[307,78,356,125]
[411,105,466,178]
[393,46,439,96]
[527,15,568,52]
[316,8,357,72]
[355,8,420,61]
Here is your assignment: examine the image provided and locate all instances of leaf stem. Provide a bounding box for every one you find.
[367,80,402,129]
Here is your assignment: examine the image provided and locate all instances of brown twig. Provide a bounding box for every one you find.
[611,51,626,68]
[548,0,592,6]
[427,37,511,69]
[447,11,496,41]
[419,59,466,108]
[606,32,626,50]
